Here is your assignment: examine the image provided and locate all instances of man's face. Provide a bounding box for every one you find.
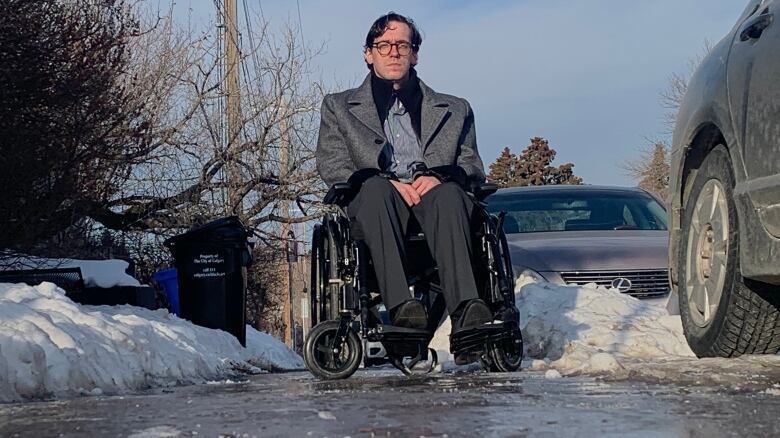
[364,21,418,82]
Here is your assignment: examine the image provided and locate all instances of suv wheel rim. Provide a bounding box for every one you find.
[686,179,729,327]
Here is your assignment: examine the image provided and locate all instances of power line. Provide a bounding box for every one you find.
[295,0,310,76]
[241,0,265,143]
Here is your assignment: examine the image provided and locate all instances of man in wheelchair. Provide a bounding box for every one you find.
[305,12,522,379]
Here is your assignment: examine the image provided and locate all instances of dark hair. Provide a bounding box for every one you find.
[364,12,422,52]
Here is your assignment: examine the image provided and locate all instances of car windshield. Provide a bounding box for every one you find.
[486,189,668,233]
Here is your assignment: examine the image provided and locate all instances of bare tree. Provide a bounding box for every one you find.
[660,41,713,133]
[623,42,713,197]
[622,141,671,200]
[87,7,328,330]
[87,11,328,244]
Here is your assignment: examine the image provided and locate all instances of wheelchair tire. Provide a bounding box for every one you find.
[304,321,362,380]
[324,221,341,320]
[311,225,322,327]
[487,331,524,372]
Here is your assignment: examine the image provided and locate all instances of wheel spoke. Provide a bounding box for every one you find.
[693,283,707,315]
[691,206,702,233]
[708,184,720,221]
[696,203,712,233]
[710,212,724,237]
[319,333,336,369]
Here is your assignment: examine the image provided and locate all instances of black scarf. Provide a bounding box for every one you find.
[371,68,423,140]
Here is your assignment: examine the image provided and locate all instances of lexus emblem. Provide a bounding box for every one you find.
[611,277,632,293]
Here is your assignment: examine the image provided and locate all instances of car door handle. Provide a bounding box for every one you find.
[740,13,774,41]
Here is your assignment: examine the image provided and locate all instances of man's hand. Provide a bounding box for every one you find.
[390,179,421,206]
[411,175,441,197]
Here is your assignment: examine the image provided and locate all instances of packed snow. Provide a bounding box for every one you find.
[432,275,780,388]
[0,282,303,403]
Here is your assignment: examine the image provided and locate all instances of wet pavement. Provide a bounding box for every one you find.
[1,369,779,437]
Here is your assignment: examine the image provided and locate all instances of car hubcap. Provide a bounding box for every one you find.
[685,179,729,327]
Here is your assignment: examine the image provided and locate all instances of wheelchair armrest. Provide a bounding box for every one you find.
[323,182,355,206]
[472,182,498,202]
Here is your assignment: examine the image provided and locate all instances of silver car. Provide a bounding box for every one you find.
[486,185,669,299]
[669,0,780,357]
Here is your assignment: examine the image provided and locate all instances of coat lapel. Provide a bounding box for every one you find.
[347,75,385,140]
[419,80,450,151]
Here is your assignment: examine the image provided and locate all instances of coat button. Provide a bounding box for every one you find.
[374,138,383,144]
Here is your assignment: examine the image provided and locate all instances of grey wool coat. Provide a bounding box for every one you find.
[315,73,486,189]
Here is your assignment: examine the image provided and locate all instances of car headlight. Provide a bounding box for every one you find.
[517,268,547,283]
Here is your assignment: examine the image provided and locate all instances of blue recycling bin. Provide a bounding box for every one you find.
[153,268,180,316]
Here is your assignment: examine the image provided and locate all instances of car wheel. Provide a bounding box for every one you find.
[678,145,780,357]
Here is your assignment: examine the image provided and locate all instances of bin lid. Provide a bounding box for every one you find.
[164,216,252,249]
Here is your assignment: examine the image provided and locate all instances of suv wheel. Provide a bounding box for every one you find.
[678,145,780,357]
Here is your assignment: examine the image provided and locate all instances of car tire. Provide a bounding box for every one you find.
[678,145,780,357]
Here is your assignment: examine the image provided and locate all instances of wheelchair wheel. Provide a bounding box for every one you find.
[324,220,343,320]
[310,225,322,327]
[304,321,362,380]
[487,331,523,372]
[312,222,341,322]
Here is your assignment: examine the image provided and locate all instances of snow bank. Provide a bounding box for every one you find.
[0,282,303,403]
[431,276,694,374]
[432,276,780,386]
[515,277,695,376]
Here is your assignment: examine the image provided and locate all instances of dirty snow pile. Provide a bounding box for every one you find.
[431,276,696,375]
[513,277,695,376]
[0,282,303,403]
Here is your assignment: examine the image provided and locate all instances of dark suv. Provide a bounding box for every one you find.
[669,0,780,357]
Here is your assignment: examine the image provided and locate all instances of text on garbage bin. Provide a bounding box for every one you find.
[193,254,226,278]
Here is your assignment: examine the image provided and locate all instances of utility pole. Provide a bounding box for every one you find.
[287,229,297,351]
[224,0,242,214]
[280,101,293,346]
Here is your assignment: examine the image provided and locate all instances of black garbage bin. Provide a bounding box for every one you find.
[164,216,253,346]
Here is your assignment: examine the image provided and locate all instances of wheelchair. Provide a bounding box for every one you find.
[303,177,523,379]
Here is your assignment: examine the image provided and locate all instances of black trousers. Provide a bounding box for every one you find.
[347,176,479,315]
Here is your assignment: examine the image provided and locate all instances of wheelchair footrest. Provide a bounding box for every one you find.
[366,325,434,364]
[450,321,518,355]
[367,324,433,343]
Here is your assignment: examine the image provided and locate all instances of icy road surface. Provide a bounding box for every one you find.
[1,369,779,437]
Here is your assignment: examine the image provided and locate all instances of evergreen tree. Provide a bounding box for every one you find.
[487,147,518,187]
[487,137,582,187]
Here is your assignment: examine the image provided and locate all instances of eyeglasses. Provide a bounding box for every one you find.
[370,41,416,56]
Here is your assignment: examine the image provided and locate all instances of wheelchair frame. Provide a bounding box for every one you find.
[304,182,523,379]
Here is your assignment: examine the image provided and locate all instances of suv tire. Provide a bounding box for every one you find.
[678,145,780,357]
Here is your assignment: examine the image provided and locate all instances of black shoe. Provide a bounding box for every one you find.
[390,299,428,330]
[450,299,493,334]
[451,299,493,365]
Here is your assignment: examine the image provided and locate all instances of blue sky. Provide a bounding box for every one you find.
[171,0,745,186]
